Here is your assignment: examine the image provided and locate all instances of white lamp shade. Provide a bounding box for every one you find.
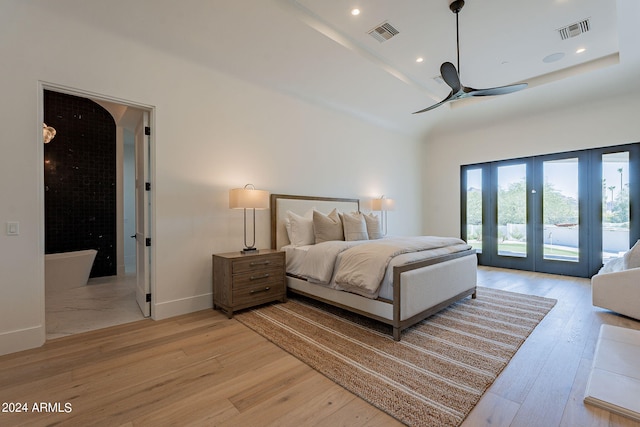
[229,188,269,209]
[372,198,395,211]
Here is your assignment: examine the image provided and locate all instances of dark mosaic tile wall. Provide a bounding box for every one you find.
[44,90,116,278]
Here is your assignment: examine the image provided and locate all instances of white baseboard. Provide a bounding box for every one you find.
[152,292,213,320]
[0,325,45,356]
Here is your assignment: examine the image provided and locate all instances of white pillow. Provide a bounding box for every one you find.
[313,209,344,243]
[599,256,625,274]
[364,212,383,240]
[624,239,640,269]
[341,212,369,241]
[286,209,314,246]
[598,240,640,274]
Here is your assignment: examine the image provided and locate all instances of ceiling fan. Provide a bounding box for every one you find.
[413,0,527,114]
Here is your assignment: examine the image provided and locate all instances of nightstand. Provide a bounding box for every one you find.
[212,249,286,318]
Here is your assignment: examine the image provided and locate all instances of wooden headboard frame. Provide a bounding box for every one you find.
[270,194,360,250]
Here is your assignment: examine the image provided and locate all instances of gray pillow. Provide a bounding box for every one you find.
[342,212,369,241]
[313,209,344,243]
[364,212,383,240]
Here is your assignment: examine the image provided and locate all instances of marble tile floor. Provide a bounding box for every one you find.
[46,273,145,340]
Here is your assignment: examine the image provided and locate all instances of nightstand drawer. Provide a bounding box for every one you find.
[232,283,284,306]
[232,268,284,289]
[232,254,284,274]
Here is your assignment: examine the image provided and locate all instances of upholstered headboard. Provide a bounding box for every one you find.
[270,194,360,250]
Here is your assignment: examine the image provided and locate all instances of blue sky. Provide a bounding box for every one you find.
[467,153,629,200]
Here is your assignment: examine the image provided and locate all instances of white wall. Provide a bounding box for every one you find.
[0,2,422,354]
[421,94,640,237]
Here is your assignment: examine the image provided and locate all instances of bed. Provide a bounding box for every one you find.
[270,193,478,341]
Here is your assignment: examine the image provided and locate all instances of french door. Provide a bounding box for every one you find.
[462,143,639,277]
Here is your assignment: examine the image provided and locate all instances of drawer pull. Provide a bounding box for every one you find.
[250,260,271,266]
[250,273,270,280]
[250,287,271,294]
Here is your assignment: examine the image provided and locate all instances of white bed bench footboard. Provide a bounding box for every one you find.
[397,251,477,321]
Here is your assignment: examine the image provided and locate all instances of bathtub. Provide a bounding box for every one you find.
[45,249,98,291]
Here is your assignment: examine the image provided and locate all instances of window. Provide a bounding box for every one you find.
[465,168,483,253]
[461,143,639,277]
[497,163,527,258]
[602,152,630,263]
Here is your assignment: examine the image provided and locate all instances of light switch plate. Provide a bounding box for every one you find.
[7,221,19,235]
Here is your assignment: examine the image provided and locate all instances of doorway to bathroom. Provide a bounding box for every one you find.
[41,85,154,339]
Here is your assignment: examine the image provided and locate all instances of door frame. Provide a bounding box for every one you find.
[532,151,589,276]
[488,157,535,271]
[461,142,640,278]
[587,143,640,274]
[38,81,156,318]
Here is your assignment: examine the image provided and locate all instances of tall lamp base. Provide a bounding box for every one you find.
[241,247,258,254]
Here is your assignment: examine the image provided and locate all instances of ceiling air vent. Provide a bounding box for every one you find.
[368,22,399,43]
[558,18,590,40]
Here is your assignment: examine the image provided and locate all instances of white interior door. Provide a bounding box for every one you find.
[135,112,151,317]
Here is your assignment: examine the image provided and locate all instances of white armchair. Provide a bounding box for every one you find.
[592,267,640,321]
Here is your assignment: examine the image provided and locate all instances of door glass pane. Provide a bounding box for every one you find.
[466,169,482,253]
[497,164,527,257]
[602,152,630,263]
[543,158,579,262]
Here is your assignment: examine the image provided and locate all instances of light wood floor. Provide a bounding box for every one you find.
[1,267,639,426]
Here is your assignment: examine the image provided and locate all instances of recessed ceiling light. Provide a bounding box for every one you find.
[416,57,424,63]
[576,48,586,54]
[351,8,360,16]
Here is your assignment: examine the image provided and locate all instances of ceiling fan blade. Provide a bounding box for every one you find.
[467,83,528,97]
[412,91,455,114]
[440,62,461,92]
[412,1,528,115]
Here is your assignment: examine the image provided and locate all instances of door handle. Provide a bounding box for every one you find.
[130,235,137,239]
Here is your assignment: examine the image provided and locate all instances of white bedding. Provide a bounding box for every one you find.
[283,236,471,300]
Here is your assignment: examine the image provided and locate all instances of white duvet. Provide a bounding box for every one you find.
[288,236,471,299]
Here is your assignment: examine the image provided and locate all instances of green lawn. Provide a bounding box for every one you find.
[469,240,579,258]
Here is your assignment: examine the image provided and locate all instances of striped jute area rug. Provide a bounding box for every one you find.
[235,287,556,426]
